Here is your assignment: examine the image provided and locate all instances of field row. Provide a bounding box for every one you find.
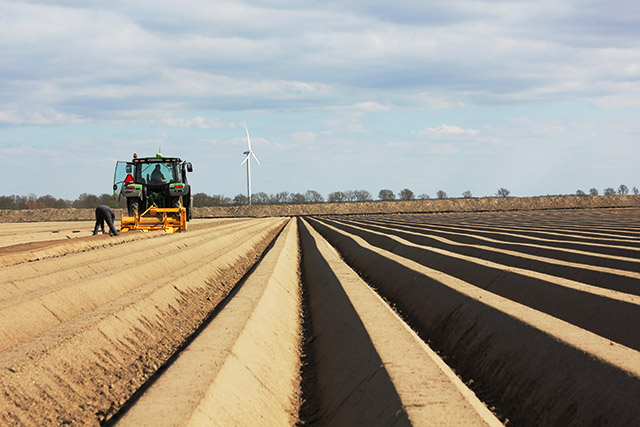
[0,208,639,425]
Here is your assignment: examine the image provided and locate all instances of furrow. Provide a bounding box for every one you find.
[298,218,502,426]
[0,218,251,285]
[340,217,640,292]
[0,218,287,426]
[386,209,640,240]
[0,218,284,352]
[0,218,248,268]
[365,217,640,259]
[0,218,269,302]
[319,217,640,350]
[306,216,640,426]
[114,218,301,426]
[373,216,640,248]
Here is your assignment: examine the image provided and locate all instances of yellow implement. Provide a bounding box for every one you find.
[120,204,187,233]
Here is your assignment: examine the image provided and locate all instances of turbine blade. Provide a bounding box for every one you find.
[252,151,261,166]
[245,127,252,151]
[241,154,249,165]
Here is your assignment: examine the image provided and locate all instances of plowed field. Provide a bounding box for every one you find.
[1,208,639,426]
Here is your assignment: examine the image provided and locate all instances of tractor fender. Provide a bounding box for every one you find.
[122,183,143,198]
[169,183,190,197]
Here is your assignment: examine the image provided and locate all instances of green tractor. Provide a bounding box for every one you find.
[113,153,193,232]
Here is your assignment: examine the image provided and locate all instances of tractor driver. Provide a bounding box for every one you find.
[93,205,119,236]
[150,164,166,183]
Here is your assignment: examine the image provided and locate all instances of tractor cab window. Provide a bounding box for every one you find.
[113,161,135,194]
[140,162,176,184]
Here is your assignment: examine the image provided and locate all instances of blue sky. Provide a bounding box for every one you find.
[1,0,639,200]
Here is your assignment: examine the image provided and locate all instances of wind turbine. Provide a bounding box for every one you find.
[240,126,260,205]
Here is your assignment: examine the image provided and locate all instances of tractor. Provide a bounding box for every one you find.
[113,153,193,233]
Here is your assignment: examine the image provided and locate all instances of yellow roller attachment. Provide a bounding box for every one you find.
[119,204,187,233]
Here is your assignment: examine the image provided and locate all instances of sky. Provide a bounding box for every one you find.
[1,0,639,201]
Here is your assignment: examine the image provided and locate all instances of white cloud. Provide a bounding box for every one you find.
[0,107,84,125]
[426,142,460,155]
[415,124,480,137]
[350,101,391,113]
[3,0,640,118]
[292,132,320,144]
[156,116,229,129]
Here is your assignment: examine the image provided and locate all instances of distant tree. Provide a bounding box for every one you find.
[253,192,270,204]
[436,190,447,199]
[633,186,639,195]
[398,188,415,201]
[354,190,372,202]
[589,188,598,196]
[417,194,430,200]
[36,195,54,208]
[72,193,100,208]
[378,189,395,201]
[273,191,290,204]
[290,192,306,204]
[618,184,629,195]
[192,192,213,207]
[462,190,472,198]
[193,193,231,206]
[233,194,248,205]
[0,195,14,209]
[97,193,119,208]
[576,190,586,196]
[328,191,346,203]
[212,194,231,205]
[603,187,616,196]
[37,194,71,208]
[11,195,28,209]
[304,190,324,203]
[496,188,510,198]
[344,190,358,202]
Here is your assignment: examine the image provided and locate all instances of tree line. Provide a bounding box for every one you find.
[0,184,637,210]
[576,185,639,196]
[0,193,122,210]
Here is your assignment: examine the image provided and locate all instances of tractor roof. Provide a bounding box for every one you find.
[132,153,182,163]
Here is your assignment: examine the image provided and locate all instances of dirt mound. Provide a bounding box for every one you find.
[1,195,638,222]
[196,194,640,217]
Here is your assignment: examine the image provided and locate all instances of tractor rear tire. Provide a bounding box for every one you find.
[184,195,192,220]
[127,198,140,217]
[172,196,183,209]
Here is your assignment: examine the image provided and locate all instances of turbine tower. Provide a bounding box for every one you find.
[240,126,260,205]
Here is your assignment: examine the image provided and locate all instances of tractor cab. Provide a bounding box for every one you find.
[113,153,193,232]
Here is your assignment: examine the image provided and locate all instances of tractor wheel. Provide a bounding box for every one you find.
[172,196,183,209]
[184,195,192,220]
[127,198,140,216]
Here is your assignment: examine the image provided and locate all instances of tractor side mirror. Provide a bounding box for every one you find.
[186,162,193,172]
[113,184,117,191]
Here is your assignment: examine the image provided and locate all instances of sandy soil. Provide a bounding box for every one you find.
[0,208,639,426]
[0,217,287,425]
[115,219,302,426]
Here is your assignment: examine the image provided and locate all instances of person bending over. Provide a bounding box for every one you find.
[93,204,119,236]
